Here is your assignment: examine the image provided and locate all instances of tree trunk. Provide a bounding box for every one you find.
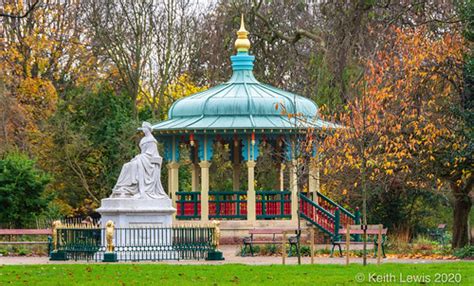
[451,182,472,249]
[361,150,368,266]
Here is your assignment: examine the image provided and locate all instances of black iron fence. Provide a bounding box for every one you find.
[53,225,217,261]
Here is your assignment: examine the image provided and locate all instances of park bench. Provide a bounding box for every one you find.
[331,225,388,258]
[241,228,299,256]
[0,229,53,254]
[0,229,52,245]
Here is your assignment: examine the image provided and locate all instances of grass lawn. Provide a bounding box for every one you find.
[0,262,472,285]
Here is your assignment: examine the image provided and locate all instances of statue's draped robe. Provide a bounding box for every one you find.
[112,134,167,199]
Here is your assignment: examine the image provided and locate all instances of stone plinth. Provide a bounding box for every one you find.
[97,197,176,228]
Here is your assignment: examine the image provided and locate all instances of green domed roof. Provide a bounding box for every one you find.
[152,21,337,133]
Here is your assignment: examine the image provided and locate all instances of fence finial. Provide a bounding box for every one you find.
[105,220,115,252]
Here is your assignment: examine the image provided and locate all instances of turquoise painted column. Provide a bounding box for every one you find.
[190,145,200,192]
[232,140,241,191]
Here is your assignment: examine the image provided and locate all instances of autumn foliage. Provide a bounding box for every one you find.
[0,1,471,248]
[319,27,469,244]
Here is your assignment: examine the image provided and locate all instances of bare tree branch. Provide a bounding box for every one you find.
[0,0,40,19]
[252,6,324,47]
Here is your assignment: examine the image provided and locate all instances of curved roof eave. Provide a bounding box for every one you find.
[152,115,342,132]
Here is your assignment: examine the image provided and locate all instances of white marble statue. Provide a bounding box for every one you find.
[111,122,168,199]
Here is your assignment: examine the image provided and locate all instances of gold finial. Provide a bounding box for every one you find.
[235,14,250,52]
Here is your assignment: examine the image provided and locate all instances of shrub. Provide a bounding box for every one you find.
[0,248,9,256]
[351,250,365,257]
[412,235,439,252]
[316,248,331,255]
[299,245,311,256]
[263,244,278,255]
[454,245,474,259]
[252,245,261,254]
[0,152,52,228]
[17,248,30,256]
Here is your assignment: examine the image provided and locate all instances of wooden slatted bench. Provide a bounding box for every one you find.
[241,228,298,256]
[0,229,52,247]
[331,225,388,259]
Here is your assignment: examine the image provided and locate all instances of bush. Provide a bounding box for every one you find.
[385,233,456,258]
[454,245,474,259]
[252,245,261,254]
[351,250,365,257]
[412,235,438,251]
[262,244,278,255]
[17,248,30,256]
[0,248,9,256]
[299,245,311,256]
[316,248,331,255]
[0,152,52,228]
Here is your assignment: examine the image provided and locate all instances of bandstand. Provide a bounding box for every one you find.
[152,16,358,239]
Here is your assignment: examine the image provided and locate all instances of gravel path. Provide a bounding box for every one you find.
[0,245,464,265]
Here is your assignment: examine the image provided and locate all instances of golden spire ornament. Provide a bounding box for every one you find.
[235,14,251,52]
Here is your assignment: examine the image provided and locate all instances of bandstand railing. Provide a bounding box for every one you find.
[299,194,337,237]
[176,190,292,220]
[256,190,291,219]
[209,191,247,219]
[316,191,360,227]
[176,192,201,220]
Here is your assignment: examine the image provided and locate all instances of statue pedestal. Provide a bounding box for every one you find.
[97,197,177,260]
[96,197,176,228]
